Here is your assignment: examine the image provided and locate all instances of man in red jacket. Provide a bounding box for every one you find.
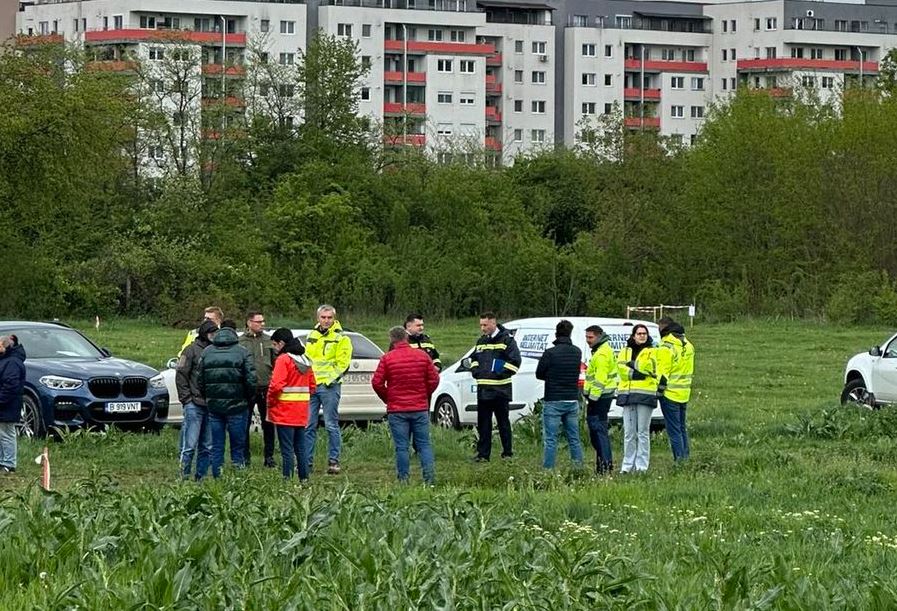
[372,326,440,485]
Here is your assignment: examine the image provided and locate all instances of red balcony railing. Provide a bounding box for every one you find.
[383,71,427,84]
[383,102,426,115]
[624,59,708,73]
[85,29,247,46]
[485,107,502,122]
[623,87,661,100]
[624,116,661,129]
[736,58,878,73]
[85,60,138,72]
[485,136,501,151]
[384,40,495,55]
[385,134,426,146]
[202,96,245,108]
[486,53,502,66]
[15,33,64,46]
[202,64,246,76]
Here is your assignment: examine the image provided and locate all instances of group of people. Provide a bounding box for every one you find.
[177,304,695,485]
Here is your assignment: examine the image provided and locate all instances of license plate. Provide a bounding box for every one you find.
[106,402,142,414]
[343,372,372,384]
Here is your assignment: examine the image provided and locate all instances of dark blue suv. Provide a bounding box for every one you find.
[0,321,169,436]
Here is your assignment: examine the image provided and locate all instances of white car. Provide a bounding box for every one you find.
[428,316,664,429]
[162,329,386,425]
[842,331,897,407]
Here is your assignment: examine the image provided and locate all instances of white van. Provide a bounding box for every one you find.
[428,316,663,429]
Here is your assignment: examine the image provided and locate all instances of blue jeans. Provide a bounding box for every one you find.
[387,411,435,484]
[209,411,249,478]
[541,400,584,469]
[306,383,341,466]
[179,402,211,479]
[276,425,309,481]
[586,396,613,473]
[660,397,690,461]
[0,422,16,470]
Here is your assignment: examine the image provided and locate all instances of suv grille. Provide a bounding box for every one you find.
[122,377,148,398]
[89,377,121,399]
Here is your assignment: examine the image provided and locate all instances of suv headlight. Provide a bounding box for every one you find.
[149,374,167,389]
[39,375,83,391]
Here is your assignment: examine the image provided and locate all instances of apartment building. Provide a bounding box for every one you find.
[15,0,897,166]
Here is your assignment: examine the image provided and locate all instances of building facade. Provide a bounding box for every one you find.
[15,0,897,165]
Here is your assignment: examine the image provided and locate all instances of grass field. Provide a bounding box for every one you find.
[2,319,897,608]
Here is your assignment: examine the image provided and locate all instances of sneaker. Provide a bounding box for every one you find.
[500,453,513,460]
[472,456,489,463]
[327,461,341,475]
[0,466,15,473]
[264,457,276,469]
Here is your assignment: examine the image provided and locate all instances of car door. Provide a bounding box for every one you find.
[872,333,897,403]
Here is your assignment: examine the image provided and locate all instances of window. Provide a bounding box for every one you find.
[810,48,824,60]
[73,19,79,32]
[113,15,122,29]
[722,78,727,91]
[361,87,370,101]
[662,48,676,61]
[690,106,704,119]
[259,83,270,97]
[753,18,760,31]
[671,105,684,118]
[582,73,596,86]
[437,124,453,136]
[604,74,612,86]
[615,15,631,28]
[532,41,546,55]
[437,59,453,73]
[450,29,465,42]
[531,100,546,113]
[279,52,295,65]
[147,145,164,160]
[514,70,523,83]
[582,102,596,114]
[723,20,727,33]
[515,40,523,54]
[337,23,353,37]
[362,24,372,37]
[514,100,523,112]
[259,52,269,64]
[279,84,295,97]
[572,15,587,27]
[765,17,777,31]
[140,16,156,29]
[437,92,453,104]
[835,48,847,61]
[428,29,443,41]
[685,49,696,62]
[730,49,736,60]
[149,79,164,93]
[582,43,596,57]
[835,19,847,32]
[731,20,737,32]
[801,75,816,88]
[459,93,475,105]
[822,76,835,89]
[730,77,736,89]
[260,19,269,33]
[604,103,612,114]
[765,47,777,59]
[194,17,211,32]
[671,76,684,89]
[531,129,545,143]
[691,77,704,91]
[149,47,164,61]
[361,55,371,69]
[722,49,727,61]
[281,20,295,34]
[532,71,545,84]
[604,44,613,58]
[459,60,475,73]
[513,129,523,142]
[791,47,804,59]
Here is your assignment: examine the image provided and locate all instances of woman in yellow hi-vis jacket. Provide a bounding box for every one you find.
[616,324,659,473]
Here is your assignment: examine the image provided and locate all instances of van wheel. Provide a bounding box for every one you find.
[432,395,460,430]
[18,395,44,438]
[841,378,876,409]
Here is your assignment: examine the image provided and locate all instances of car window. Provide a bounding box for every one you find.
[885,336,897,359]
[9,328,103,359]
[348,333,384,359]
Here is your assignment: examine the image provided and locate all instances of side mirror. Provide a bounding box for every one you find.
[870,346,883,357]
[459,357,473,372]
[167,357,178,369]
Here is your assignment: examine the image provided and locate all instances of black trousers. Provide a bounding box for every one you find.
[246,387,275,461]
[476,396,512,460]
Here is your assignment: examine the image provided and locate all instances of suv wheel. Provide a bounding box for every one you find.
[841,378,876,409]
[432,395,460,430]
[18,395,43,438]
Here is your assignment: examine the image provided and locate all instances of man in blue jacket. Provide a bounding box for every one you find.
[0,335,26,473]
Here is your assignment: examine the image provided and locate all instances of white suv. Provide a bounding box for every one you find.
[842,331,897,407]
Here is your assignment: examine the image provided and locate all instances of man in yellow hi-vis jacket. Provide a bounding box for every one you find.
[656,317,695,462]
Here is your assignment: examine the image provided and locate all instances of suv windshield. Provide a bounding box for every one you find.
[7,328,103,359]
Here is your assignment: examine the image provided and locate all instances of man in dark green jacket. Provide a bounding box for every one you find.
[198,326,257,478]
[238,311,276,468]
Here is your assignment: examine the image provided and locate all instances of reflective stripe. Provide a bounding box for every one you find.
[503,362,519,373]
[414,342,436,349]
[280,392,310,402]
[475,343,507,351]
[283,386,310,393]
[477,379,512,386]
[469,361,479,368]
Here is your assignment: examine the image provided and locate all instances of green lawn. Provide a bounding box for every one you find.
[1,319,896,608]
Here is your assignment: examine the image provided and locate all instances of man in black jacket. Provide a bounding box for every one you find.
[469,312,521,461]
[198,326,257,478]
[0,336,26,474]
[535,320,584,469]
[175,319,217,480]
[405,313,442,372]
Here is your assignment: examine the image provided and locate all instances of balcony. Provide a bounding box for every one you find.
[202,64,247,76]
[85,60,138,73]
[485,136,501,151]
[85,29,247,46]
[383,102,427,116]
[624,59,708,73]
[383,71,427,84]
[485,106,502,122]
[486,75,502,95]
[385,134,426,146]
[486,53,502,66]
[624,116,661,129]
[15,34,64,46]
[623,87,661,101]
[736,59,878,74]
[384,40,495,55]
[201,96,246,108]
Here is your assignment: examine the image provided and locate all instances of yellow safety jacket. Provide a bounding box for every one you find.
[305,321,353,387]
[616,345,659,406]
[584,337,619,401]
[656,333,695,404]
